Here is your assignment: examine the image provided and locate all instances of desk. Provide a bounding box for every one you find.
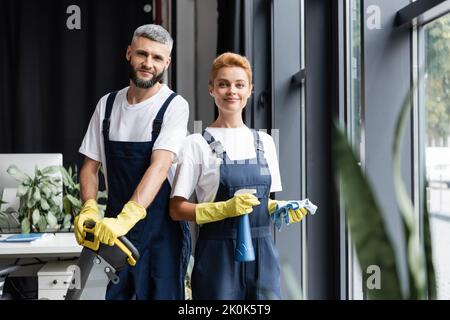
[0,233,82,258]
[0,233,107,299]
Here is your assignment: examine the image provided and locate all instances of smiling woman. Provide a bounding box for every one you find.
[208,53,253,127]
[168,52,315,300]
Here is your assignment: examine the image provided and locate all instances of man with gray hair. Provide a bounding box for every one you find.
[77,24,191,300]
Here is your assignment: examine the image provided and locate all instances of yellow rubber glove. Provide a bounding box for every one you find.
[195,193,260,225]
[74,199,100,245]
[268,199,308,223]
[94,201,147,246]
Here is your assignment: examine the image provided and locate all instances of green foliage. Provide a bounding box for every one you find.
[6,165,64,233]
[0,164,108,233]
[333,81,436,299]
[333,124,403,299]
[61,165,107,223]
[392,81,436,300]
[425,15,450,143]
[61,166,81,229]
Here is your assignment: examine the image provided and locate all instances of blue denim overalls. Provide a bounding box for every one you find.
[102,91,191,300]
[191,129,281,299]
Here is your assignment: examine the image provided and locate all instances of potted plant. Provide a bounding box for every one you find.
[6,165,64,233]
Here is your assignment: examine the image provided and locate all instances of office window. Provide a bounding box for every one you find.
[347,0,363,161]
[424,12,450,300]
[345,0,364,300]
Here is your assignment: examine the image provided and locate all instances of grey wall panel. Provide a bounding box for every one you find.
[195,0,218,129]
[304,0,340,300]
[271,0,302,300]
[362,0,412,295]
[176,0,217,133]
[176,0,196,132]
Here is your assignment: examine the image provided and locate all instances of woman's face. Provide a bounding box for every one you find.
[209,67,252,116]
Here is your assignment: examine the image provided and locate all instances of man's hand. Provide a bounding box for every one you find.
[94,201,147,246]
[74,199,100,245]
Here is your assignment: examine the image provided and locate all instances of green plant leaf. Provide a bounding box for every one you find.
[66,194,82,208]
[392,81,432,299]
[21,217,30,234]
[41,185,51,198]
[63,214,72,229]
[7,165,31,183]
[33,187,41,201]
[60,167,71,186]
[40,198,50,211]
[26,187,36,208]
[41,165,61,175]
[53,195,62,207]
[16,184,29,197]
[37,216,47,232]
[63,197,72,215]
[423,185,437,299]
[332,123,402,299]
[32,209,40,225]
[47,211,58,228]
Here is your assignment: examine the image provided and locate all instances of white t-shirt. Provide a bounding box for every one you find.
[79,84,189,188]
[170,126,282,203]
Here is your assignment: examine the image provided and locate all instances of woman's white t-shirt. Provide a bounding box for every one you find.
[79,84,189,188]
[170,126,282,203]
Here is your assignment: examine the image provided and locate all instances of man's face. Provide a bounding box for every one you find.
[126,37,171,89]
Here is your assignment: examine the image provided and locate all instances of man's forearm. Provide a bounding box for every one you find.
[131,162,170,209]
[80,167,99,203]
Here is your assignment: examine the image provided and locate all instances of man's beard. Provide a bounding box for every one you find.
[129,63,164,89]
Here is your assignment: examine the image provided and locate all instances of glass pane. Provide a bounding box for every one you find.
[424,13,450,300]
[347,0,363,300]
[349,0,362,161]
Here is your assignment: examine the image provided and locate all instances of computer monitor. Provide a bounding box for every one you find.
[0,153,63,196]
[0,154,63,232]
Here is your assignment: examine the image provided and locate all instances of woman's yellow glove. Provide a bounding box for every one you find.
[74,199,100,245]
[268,199,308,223]
[195,193,260,225]
[94,201,147,246]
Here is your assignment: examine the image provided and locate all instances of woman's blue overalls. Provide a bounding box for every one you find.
[102,91,191,300]
[191,129,281,300]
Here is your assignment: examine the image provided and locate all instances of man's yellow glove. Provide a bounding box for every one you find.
[74,199,100,245]
[268,199,308,223]
[195,193,260,225]
[94,201,147,246]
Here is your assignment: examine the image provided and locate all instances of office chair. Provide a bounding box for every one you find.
[0,264,20,300]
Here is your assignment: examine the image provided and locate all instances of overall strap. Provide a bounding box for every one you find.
[251,129,265,162]
[251,129,271,176]
[151,92,178,142]
[202,129,227,161]
[102,91,118,145]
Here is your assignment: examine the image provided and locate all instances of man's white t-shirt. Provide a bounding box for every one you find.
[79,84,189,188]
[170,126,282,203]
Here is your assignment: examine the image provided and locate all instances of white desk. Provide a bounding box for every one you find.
[0,233,82,258]
[0,233,107,299]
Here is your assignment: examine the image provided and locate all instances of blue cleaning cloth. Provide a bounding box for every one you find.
[270,199,318,231]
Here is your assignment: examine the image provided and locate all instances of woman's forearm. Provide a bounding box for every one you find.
[169,196,197,221]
